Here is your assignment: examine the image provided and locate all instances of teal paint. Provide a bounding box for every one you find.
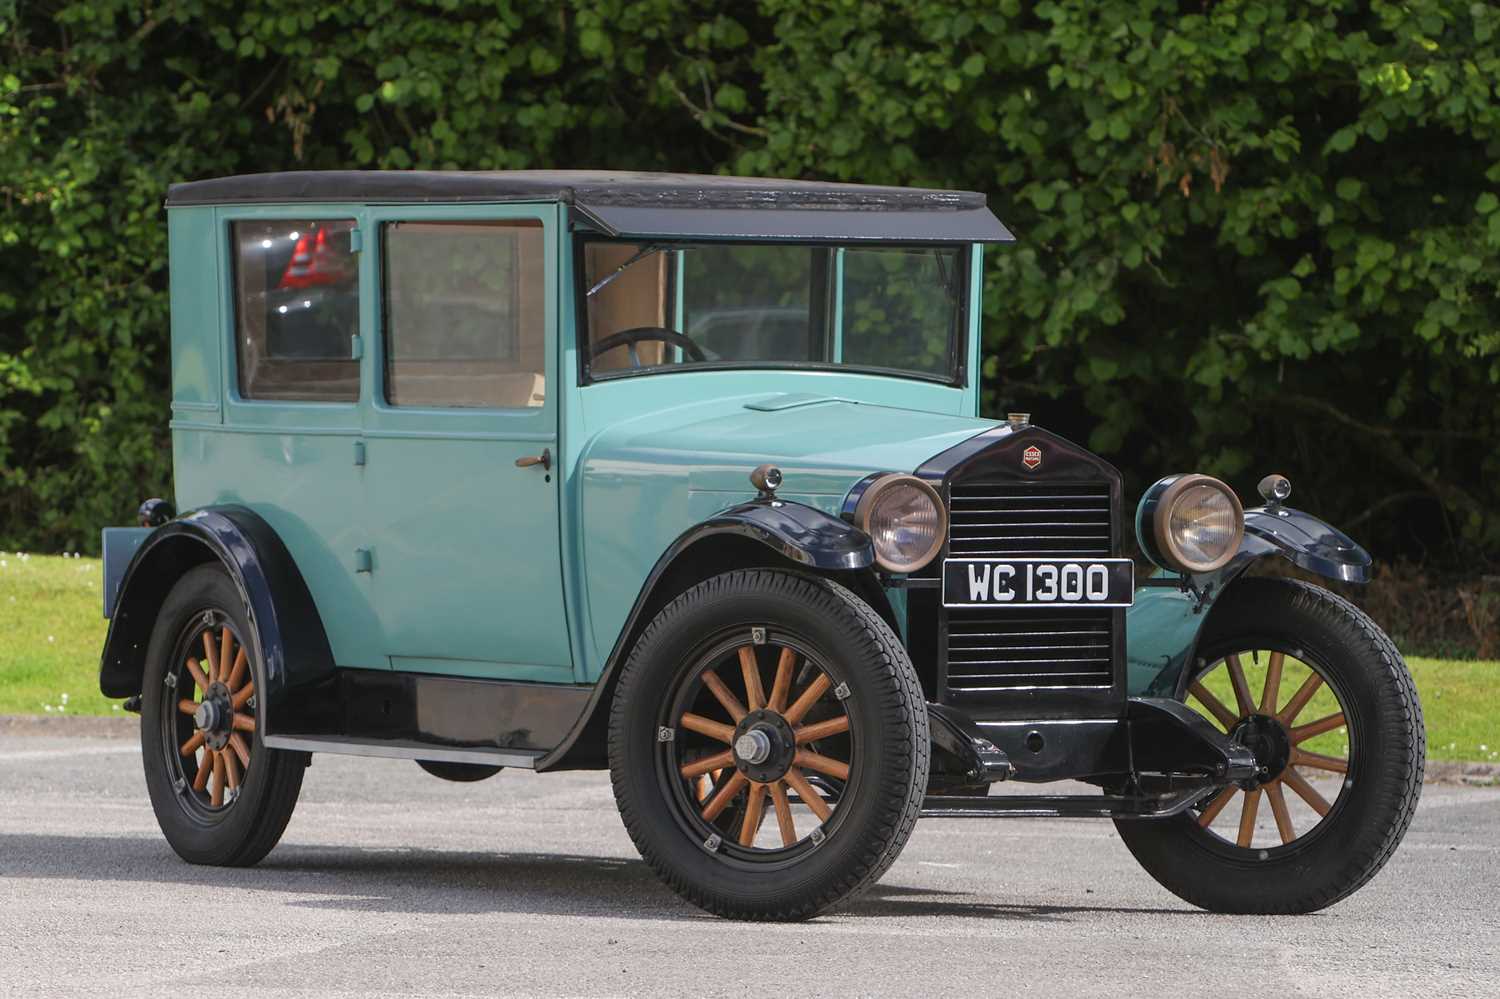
[167,207,223,422]
[885,586,909,641]
[1124,574,1227,697]
[172,424,387,668]
[357,202,572,680]
[169,192,1171,703]
[572,388,993,678]
[173,200,574,681]
[967,242,984,414]
[672,249,686,363]
[830,248,845,364]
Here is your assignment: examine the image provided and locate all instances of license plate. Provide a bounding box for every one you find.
[942,558,1134,609]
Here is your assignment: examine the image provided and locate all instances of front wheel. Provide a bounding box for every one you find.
[609,569,929,921]
[1115,577,1424,913]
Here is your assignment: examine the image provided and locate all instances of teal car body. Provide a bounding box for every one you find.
[100,170,1371,780]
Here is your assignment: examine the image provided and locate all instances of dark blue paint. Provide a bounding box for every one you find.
[97,506,336,734]
[1241,504,1372,584]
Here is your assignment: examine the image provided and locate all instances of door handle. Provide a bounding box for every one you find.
[515,448,552,471]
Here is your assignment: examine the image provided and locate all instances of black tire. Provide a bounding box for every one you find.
[609,569,929,920]
[141,564,307,867]
[416,760,503,783]
[1115,577,1424,913]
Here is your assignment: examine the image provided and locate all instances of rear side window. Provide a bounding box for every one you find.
[382,220,546,409]
[232,220,359,402]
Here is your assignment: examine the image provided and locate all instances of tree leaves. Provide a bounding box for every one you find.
[1,0,1496,562]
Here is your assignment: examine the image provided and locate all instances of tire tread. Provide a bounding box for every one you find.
[608,568,928,921]
[1116,576,1423,914]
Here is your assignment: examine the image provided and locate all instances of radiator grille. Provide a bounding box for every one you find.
[947,482,1112,556]
[942,481,1115,692]
[945,609,1114,690]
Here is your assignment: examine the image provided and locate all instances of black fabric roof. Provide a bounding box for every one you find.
[165,171,1014,242]
[168,170,983,209]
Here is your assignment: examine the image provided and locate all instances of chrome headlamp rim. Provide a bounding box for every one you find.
[1137,473,1245,574]
[853,473,947,574]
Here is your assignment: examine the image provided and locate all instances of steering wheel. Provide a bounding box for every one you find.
[590,326,706,368]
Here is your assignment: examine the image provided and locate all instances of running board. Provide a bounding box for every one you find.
[920,784,1212,819]
[263,734,544,769]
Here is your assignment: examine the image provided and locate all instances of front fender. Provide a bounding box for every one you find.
[690,498,876,571]
[98,506,335,732]
[1241,504,1371,584]
[537,498,874,771]
[1126,504,1372,698]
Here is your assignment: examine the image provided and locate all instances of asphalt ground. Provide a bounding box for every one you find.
[1,730,1496,998]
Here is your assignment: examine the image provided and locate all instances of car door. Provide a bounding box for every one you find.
[360,204,575,682]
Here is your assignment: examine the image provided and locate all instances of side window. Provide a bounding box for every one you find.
[840,247,960,378]
[232,220,359,402]
[382,220,546,409]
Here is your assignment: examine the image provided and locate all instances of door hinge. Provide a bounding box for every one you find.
[353,440,366,467]
[350,334,364,360]
[354,548,372,573]
[349,227,364,253]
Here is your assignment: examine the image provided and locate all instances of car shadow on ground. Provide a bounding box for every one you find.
[0,831,1195,923]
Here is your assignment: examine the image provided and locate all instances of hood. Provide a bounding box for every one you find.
[580,392,997,499]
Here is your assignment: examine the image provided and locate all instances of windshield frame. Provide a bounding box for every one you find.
[573,236,971,389]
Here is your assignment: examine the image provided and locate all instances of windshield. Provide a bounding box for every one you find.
[580,241,965,383]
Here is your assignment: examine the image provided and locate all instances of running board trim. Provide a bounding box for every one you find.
[921,785,1212,819]
[264,735,544,769]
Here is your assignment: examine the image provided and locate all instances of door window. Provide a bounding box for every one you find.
[231,219,360,402]
[381,220,546,408]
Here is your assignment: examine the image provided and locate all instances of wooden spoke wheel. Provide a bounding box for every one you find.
[1113,578,1423,915]
[140,564,306,868]
[667,635,855,857]
[166,613,257,813]
[1185,648,1350,850]
[609,569,928,921]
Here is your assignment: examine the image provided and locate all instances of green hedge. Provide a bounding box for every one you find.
[3,0,1497,564]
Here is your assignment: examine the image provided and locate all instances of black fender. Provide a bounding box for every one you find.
[1136,504,1375,700]
[537,498,879,770]
[98,505,336,733]
[687,498,876,571]
[1238,504,1372,584]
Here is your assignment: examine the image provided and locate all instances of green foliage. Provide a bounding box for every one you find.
[2,0,1497,563]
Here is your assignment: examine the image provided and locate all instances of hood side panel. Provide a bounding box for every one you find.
[568,374,995,678]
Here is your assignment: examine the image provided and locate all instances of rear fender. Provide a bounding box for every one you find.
[1126,504,1372,700]
[98,506,335,733]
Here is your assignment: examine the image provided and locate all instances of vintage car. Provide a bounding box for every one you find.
[100,171,1423,921]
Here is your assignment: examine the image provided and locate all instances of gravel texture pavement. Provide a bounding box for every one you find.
[1,731,1496,998]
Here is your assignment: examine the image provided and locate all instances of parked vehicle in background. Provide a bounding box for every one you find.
[99,171,1423,920]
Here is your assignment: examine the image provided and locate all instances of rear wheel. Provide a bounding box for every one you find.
[141,565,307,867]
[609,569,928,921]
[1115,577,1423,913]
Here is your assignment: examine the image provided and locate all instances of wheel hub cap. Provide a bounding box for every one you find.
[196,681,234,750]
[734,730,771,765]
[193,701,220,731]
[1230,713,1292,788]
[732,710,797,784]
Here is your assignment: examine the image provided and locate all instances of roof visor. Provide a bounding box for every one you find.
[572,203,1013,243]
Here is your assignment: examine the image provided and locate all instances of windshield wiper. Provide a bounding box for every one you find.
[586,243,669,298]
[933,248,959,304]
